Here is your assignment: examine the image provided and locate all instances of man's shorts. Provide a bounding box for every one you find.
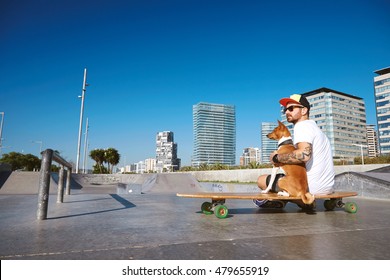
[265,173,285,192]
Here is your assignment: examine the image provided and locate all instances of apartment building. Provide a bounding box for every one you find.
[374,66,390,155]
[155,131,181,172]
[192,102,236,166]
[281,87,367,161]
[239,147,261,166]
[366,124,379,158]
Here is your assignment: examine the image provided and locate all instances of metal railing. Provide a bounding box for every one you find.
[37,149,73,220]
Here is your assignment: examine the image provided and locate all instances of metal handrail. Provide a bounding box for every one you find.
[37,149,73,220]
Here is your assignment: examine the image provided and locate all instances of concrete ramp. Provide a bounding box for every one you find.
[143,173,203,193]
[335,171,390,199]
[0,172,58,194]
[68,173,203,194]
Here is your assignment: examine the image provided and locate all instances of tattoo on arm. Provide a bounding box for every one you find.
[278,144,312,164]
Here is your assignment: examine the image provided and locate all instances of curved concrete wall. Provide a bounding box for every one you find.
[1,164,389,198]
[186,164,389,183]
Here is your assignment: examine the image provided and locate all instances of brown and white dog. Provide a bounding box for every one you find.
[263,120,314,205]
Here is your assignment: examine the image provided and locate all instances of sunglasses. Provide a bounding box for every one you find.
[283,105,304,114]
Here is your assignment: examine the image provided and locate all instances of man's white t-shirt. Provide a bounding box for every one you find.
[293,120,335,195]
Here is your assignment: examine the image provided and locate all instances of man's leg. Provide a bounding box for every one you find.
[257,174,268,190]
[254,174,286,208]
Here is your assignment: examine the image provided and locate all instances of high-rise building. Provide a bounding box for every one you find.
[374,66,390,155]
[366,124,379,158]
[280,87,367,161]
[261,122,278,164]
[239,147,260,166]
[144,158,156,173]
[155,131,181,172]
[192,102,236,167]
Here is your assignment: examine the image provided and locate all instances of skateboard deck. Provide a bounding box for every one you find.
[176,191,358,219]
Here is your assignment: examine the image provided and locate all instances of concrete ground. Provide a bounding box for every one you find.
[1,190,390,260]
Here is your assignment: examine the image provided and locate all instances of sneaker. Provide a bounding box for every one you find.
[253,199,286,208]
[296,200,316,211]
[253,199,268,207]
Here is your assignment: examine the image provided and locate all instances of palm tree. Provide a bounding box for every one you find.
[105,148,120,174]
[199,162,209,171]
[248,161,261,169]
[89,149,106,173]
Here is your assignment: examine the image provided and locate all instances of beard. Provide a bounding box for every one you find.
[286,115,298,124]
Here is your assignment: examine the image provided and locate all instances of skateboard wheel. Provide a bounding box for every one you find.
[214,205,228,219]
[324,199,336,211]
[344,202,358,213]
[201,202,213,215]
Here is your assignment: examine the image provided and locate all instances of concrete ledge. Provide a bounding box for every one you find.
[334,172,390,199]
[187,164,389,183]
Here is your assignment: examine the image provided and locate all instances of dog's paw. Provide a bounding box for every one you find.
[261,190,269,194]
[277,191,290,197]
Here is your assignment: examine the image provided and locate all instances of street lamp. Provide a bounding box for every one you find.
[76,68,88,174]
[352,144,367,165]
[82,117,89,174]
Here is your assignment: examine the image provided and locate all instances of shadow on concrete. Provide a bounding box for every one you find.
[110,194,136,208]
[0,171,12,189]
[46,194,136,220]
[63,197,112,204]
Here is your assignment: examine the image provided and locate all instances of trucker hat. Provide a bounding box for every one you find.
[279,94,310,111]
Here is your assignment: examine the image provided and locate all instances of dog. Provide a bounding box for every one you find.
[262,120,314,205]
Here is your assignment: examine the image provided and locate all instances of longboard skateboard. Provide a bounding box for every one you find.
[176,191,358,219]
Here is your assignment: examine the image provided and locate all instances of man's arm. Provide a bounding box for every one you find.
[270,142,312,165]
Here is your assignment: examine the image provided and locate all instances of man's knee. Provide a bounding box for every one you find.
[262,173,285,192]
[257,175,268,190]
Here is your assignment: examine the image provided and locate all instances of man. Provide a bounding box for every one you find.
[254,94,335,208]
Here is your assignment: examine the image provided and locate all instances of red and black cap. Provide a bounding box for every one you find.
[279,94,310,111]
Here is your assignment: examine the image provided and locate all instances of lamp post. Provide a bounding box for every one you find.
[0,112,4,155]
[82,117,89,174]
[76,68,88,174]
[352,144,367,165]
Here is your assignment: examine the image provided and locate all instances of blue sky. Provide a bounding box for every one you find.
[1,0,389,167]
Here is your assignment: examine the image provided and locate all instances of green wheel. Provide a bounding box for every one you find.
[214,205,228,219]
[344,202,358,213]
[324,199,336,211]
[201,202,213,215]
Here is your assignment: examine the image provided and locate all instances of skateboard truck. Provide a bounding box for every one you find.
[201,199,229,218]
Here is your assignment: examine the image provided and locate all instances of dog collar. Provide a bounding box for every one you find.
[278,136,293,147]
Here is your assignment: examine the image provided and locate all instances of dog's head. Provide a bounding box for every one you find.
[267,120,291,141]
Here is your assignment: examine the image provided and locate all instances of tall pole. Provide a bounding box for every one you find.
[0,112,4,155]
[353,144,366,165]
[82,117,89,174]
[76,68,88,174]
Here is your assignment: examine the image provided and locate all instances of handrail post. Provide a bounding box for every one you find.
[37,149,53,220]
[57,165,65,203]
[65,167,72,195]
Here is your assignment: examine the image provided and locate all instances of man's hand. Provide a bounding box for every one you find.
[269,151,281,166]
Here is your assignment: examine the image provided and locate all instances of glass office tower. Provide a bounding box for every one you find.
[192,102,236,167]
[261,122,278,164]
[374,67,390,155]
